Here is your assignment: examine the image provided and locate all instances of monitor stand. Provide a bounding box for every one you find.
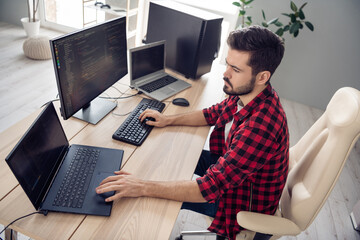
[73,97,117,125]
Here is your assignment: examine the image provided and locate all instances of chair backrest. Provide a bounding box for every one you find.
[280,87,360,231]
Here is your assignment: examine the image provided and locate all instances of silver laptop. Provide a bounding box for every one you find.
[129,40,191,101]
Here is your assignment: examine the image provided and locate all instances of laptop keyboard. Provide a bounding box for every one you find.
[53,147,100,208]
[139,76,177,93]
[112,98,165,146]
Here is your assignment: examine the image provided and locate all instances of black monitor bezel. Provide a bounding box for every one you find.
[49,16,128,123]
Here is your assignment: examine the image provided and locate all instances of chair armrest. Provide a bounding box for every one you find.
[237,211,301,236]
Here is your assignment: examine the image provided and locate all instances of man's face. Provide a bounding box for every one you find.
[223,49,256,96]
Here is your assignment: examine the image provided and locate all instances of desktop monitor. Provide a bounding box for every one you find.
[50,17,128,124]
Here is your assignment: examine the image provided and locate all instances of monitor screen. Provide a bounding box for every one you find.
[50,17,128,124]
[130,41,164,80]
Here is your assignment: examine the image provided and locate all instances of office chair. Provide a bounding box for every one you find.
[177,87,360,240]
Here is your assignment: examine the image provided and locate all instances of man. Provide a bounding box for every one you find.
[96,26,289,240]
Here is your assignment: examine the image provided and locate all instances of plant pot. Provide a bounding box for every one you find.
[21,17,40,37]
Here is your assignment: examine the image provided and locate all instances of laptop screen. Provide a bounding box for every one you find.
[6,103,69,209]
[130,41,165,80]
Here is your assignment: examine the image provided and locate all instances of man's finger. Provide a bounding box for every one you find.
[105,192,123,202]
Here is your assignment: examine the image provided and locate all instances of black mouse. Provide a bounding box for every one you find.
[172,98,189,107]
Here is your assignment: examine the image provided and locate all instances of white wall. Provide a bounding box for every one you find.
[0,0,28,26]
[246,0,360,110]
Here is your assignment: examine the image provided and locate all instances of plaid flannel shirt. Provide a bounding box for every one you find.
[197,84,289,240]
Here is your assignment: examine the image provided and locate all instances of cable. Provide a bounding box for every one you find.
[112,111,133,117]
[99,91,142,100]
[0,210,47,237]
[40,99,60,108]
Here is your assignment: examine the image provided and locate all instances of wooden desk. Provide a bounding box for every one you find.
[0,64,225,240]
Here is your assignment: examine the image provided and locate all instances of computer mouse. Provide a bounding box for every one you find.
[172,98,189,107]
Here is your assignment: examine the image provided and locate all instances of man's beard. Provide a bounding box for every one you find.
[223,76,256,96]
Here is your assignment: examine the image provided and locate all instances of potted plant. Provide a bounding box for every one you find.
[233,0,314,39]
[21,0,41,37]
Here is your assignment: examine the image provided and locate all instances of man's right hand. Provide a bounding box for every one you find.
[139,109,169,127]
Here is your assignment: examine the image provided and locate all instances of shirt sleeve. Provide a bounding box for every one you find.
[196,116,280,202]
[202,98,230,126]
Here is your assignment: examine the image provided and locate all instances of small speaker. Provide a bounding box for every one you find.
[350,200,360,231]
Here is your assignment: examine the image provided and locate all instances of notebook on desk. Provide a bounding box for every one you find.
[5,102,124,216]
[129,40,191,101]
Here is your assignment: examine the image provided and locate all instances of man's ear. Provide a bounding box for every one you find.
[256,71,271,85]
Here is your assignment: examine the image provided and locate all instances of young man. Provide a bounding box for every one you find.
[96,26,289,240]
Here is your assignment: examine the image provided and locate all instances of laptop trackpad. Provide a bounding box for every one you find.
[160,87,175,95]
[93,172,115,200]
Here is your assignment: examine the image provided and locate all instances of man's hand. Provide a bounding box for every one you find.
[96,171,145,202]
[139,109,169,127]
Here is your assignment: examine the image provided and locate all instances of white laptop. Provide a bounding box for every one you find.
[129,40,191,101]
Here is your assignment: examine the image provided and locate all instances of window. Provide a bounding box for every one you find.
[40,0,106,32]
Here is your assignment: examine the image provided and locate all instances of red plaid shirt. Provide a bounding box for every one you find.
[197,84,289,240]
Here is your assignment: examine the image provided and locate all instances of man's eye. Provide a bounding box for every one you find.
[233,68,240,73]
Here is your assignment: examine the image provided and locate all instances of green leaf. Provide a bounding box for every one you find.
[267,17,279,25]
[262,10,266,20]
[290,13,296,23]
[244,0,254,5]
[300,2,308,10]
[299,9,305,20]
[299,23,303,29]
[282,13,291,17]
[262,22,269,28]
[247,16,252,23]
[305,21,314,31]
[233,2,241,7]
[274,20,283,27]
[290,1,298,12]
[290,22,300,34]
[245,21,252,26]
[283,25,290,31]
[275,28,284,37]
[294,30,299,37]
[240,0,246,3]
[239,10,246,15]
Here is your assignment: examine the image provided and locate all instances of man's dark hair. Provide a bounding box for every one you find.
[227,26,285,81]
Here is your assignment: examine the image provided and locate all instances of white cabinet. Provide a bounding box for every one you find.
[83,0,140,48]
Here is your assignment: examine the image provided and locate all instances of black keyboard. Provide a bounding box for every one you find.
[139,76,177,93]
[112,98,165,146]
[53,147,100,208]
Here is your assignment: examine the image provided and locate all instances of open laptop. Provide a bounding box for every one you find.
[5,102,124,216]
[129,40,191,101]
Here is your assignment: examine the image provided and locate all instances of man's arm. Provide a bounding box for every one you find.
[139,109,208,127]
[96,171,207,203]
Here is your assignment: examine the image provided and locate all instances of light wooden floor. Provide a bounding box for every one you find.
[1,22,359,240]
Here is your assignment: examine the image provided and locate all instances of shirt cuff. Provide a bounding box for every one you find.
[196,174,220,203]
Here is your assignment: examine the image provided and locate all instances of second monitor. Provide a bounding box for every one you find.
[49,17,128,124]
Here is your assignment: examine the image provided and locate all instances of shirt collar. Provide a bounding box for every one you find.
[235,84,273,119]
